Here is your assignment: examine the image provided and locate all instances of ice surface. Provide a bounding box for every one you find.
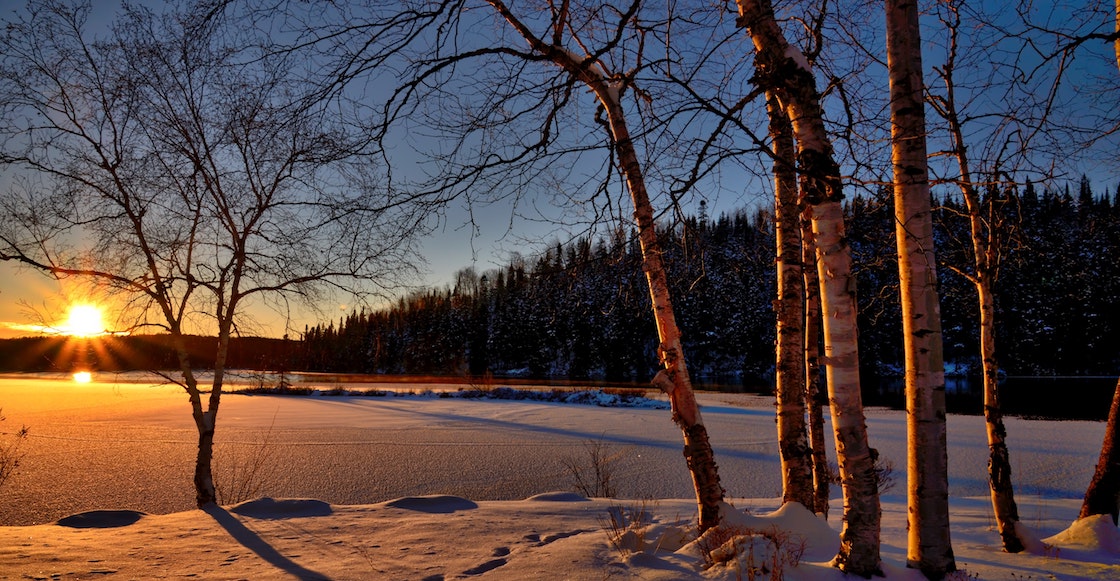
[1,376,1118,579]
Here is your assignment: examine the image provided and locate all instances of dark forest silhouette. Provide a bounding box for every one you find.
[4,181,1118,410]
[301,183,1120,384]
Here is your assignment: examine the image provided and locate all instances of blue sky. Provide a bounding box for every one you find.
[0,0,1116,339]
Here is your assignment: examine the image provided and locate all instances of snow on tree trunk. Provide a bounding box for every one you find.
[887,0,956,575]
[802,205,830,519]
[736,0,881,574]
[768,91,815,510]
[1081,377,1120,524]
[486,0,723,532]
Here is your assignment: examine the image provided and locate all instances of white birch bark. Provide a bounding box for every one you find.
[768,91,815,510]
[736,0,881,574]
[802,206,831,518]
[886,0,955,575]
[487,0,724,531]
[928,0,1025,553]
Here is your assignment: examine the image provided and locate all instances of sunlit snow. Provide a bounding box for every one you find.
[0,375,1117,579]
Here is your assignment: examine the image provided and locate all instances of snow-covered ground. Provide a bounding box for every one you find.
[0,374,1117,579]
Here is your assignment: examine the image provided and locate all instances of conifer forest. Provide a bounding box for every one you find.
[301,180,1120,399]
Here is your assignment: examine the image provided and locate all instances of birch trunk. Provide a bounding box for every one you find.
[802,206,830,518]
[174,332,217,506]
[605,82,723,534]
[933,4,1023,552]
[768,92,815,510]
[185,307,234,506]
[980,279,1023,551]
[1081,378,1120,524]
[736,1,880,574]
[886,0,955,575]
[487,0,723,531]
[1079,0,1120,530]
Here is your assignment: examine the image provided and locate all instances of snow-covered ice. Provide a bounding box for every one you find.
[0,375,1117,579]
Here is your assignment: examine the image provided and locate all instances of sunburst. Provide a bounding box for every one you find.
[60,304,105,337]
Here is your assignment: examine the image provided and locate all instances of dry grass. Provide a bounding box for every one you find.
[215,412,279,505]
[560,438,625,498]
[696,524,807,580]
[599,501,655,557]
[0,408,28,491]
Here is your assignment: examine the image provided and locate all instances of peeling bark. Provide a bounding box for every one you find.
[734,0,882,573]
[736,0,881,574]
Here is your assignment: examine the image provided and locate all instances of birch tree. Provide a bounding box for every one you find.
[735,0,881,574]
[767,92,815,510]
[0,0,422,506]
[1079,0,1120,527]
[886,0,955,575]
[483,0,724,531]
[923,0,1029,553]
[802,205,830,518]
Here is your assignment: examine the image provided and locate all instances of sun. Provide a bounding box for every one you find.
[61,304,106,337]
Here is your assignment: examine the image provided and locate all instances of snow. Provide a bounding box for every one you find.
[1,376,1119,579]
[784,45,812,73]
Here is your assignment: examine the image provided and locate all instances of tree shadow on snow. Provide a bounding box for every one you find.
[203,503,332,580]
[57,509,146,529]
[307,397,774,463]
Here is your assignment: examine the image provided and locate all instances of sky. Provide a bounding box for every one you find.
[0,0,1116,340]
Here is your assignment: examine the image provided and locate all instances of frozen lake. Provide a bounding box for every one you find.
[0,374,1105,526]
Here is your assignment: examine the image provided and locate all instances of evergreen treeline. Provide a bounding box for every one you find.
[301,180,1120,389]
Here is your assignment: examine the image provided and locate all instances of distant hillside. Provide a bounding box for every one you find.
[0,334,297,373]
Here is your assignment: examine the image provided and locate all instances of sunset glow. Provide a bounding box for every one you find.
[61,305,106,337]
[72,371,92,383]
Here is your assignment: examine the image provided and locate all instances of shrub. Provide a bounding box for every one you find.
[561,438,625,498]
[0,408,28,491]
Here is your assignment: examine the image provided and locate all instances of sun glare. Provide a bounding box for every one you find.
[61,304,106,337]
[72,371,92,383]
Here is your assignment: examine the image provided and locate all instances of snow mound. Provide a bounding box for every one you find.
[383,495,479,513]
[524,491,590,502]
[228,498,333,519]
[1045,514,1120,554]
[716,501,839,562]
[57,509,146,529]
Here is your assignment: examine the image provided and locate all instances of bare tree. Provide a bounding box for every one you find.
[0,0,423,506]
[735,0,881,575]
[886,0,955,576]
[483,0,724,531]
[923,0,1032,554]
[1071,0,1120,530]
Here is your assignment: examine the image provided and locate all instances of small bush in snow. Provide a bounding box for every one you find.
[0,408,28,491]
[562,439,625,498]
[696,524,806,580]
